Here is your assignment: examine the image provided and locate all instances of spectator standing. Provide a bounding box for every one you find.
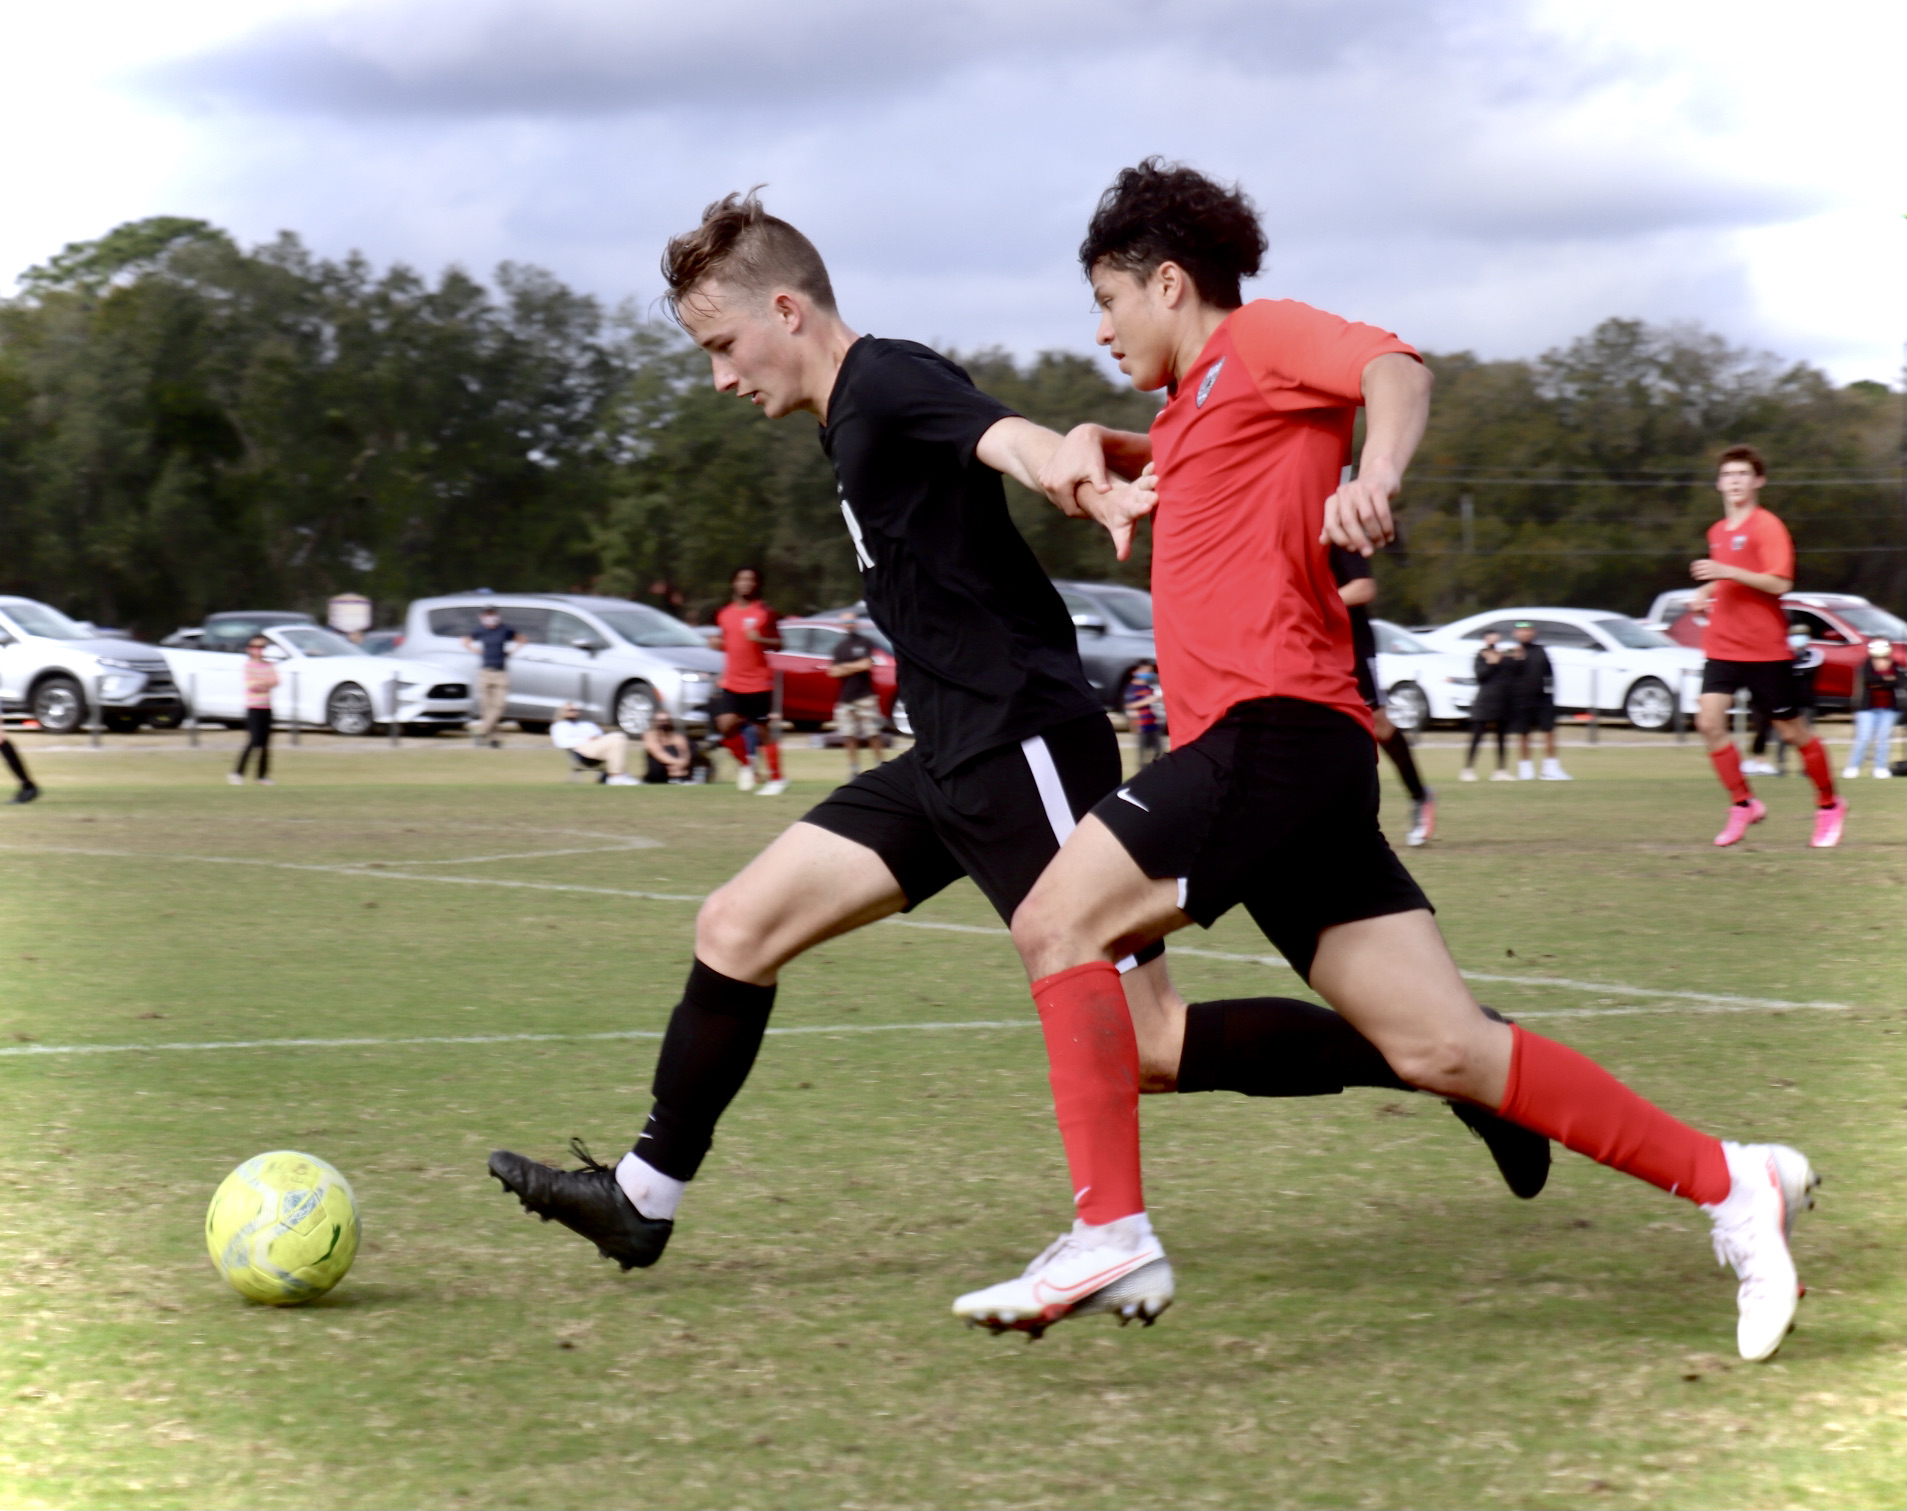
[1123,660,1166,766]
[643,711,705,784]
[550,702,639,785]
[1844,639,1903,779]
[827,618,885,776]
[1506,621,1570,781]
[1330,547,1436,843]
[1,734,39,804]
[461,605,522,749]
[1460,631,1513,782]
[713,567,785,795]
[229,636,279,785]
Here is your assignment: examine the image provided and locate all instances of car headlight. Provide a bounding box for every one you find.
[679,672,705,683]
[100,673,145,699]
[97,657,137,671]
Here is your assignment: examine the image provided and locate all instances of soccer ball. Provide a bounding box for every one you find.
[205,1151,361,1305]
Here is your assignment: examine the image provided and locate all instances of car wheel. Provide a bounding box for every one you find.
[888,697,912,737]
[1384,682,1429,731]
[614,681,659,736]
[30,676,85,734]
[326,683,376,736]
[1623,677,1674,731]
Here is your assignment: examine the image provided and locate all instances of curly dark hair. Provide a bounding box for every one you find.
[662,189,837,321]
[1078,158,1266,310]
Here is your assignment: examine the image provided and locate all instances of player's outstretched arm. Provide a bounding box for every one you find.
[976,417,1157,560]
[1323,353,1433,556]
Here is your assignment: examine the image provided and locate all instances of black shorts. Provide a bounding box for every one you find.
[1507,701,1556,735]
[1090,696,1429,982]
[1702,659,1802,721]
[712,687,773,722]
[801,711,1163,963]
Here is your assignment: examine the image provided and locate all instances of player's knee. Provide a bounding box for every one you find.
[1383,1030,1482,1098]
[1008,892,1074,971]
[694,884,767,974]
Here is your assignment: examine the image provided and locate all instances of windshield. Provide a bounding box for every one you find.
[1595,617,1676,650]
[594,606,710,649]
[1091,586,1154,631]
[1372,620,1431,654]
[2,600,89,639]
[277,626,359,657]
[1836,604,1907,641]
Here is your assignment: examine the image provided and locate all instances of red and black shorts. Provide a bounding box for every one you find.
[711,687,774,723]
[1090,696,1429,982]
[1701,659,1803,721]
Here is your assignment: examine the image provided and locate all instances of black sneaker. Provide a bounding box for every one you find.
[10,784,38,805]
[488,1139,673,1270]
[1448,1100,1550,1199]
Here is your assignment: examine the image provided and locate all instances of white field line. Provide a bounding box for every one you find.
[381,841,662,865]
[0,843,1868,1016]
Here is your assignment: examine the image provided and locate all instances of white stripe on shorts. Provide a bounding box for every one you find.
[1020,734,1141,975]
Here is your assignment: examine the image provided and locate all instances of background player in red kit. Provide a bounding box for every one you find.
[955,160,1818,1364]
[713,566,785,796]
[1691,447,1845,847]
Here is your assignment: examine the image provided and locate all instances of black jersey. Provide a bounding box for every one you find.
[1327,546,1378,666]
[820,337,1101,776]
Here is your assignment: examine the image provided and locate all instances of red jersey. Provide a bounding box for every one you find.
[1702,508,1793,662]
[1147,299,1419,746]
[716,600,777,693]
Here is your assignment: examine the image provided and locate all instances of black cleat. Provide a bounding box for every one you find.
[10,785,39,805]
[1448,1100,1550,1199]
[488,1138,673,1270]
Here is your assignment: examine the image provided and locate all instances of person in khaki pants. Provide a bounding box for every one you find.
[461,605,522,747]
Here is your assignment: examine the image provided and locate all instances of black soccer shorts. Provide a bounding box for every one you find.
[711,687,774,722]
[1701,658,1803,721]
[1090,695,1429,982]
[800,710,1161,969]
[1506,701,1557,735]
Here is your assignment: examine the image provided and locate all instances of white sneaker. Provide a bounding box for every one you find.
[1841,766,1860,780]
[755,779,788,796]
[1517,759,1535,781]
[1740,759,1778,775]
[226,772,244,785]
[1704,1141,1818,1362]
[605,773,639,786]
[1459,767,1478,783]
[952,1215,1174,1338]
[1540,759,1572,781]
[256,778,275,786]
[1490,768,1516,782]
[736,765,757,792]
[1874,768,1893,780]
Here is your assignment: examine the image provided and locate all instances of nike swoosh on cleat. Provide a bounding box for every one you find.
[1031,1252,1160,1307]
[1116,787,1149,812]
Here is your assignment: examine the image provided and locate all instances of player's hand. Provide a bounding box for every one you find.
[1081,471,1158,562]
[1038,425,1118,517]
[1322,465,1400,555]
[1690,558,1731,584]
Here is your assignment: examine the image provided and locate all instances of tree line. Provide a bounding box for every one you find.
[1,217,1899,639]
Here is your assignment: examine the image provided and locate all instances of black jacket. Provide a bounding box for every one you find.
[1470,648,1512,721]
[1505,643,1554,708]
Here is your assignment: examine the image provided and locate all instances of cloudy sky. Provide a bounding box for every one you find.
[2,0,1900,381]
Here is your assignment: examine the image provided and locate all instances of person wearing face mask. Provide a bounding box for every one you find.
[1844,638,1904,779]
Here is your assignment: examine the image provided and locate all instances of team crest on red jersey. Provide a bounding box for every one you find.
[1195,357,1225,408]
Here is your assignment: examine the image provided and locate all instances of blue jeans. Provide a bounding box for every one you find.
[1847,707,1898,772]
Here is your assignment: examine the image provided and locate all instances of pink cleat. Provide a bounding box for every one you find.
[1809,797,1847,849]
[1713,799,1766,847]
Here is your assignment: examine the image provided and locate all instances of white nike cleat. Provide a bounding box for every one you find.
[953,1215,1173,1340]
[755,779,788,796]
[735,765,757,792]
[1704,1141,1818,1361]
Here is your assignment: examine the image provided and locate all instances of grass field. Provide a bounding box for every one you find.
[0,729,1901,1510]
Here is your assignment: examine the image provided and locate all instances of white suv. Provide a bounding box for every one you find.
[0,596,184,733]
[400,593,722,735]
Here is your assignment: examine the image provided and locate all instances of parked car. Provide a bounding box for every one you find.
[1417,607,1704,730]
[0,596,184,733]
[1051,580,1158,711]
[358,629,405,656]
[1369,618,1481,729]
[765,613,904,731]
[400,592,722,735]
[1645,589,1907,711]
[162,610,316,652]
[163,621,472,735]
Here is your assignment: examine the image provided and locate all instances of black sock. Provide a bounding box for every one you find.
[1465,726,1484,766]
[0,740,27,785]
[1381,729,1427,802]
[1177,997,1410,1097]
[633,958,777,1182]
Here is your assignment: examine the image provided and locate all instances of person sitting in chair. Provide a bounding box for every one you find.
[550,703,639,785]
[642,711,704,784]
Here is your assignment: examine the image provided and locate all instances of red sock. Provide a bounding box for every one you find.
[721,732,749,764]
[1709,744,1752,804]
[763,742,782,780]
[1031,962,1144,1225]
[1798,737,1835,805]
[1500,1025,1729,1205]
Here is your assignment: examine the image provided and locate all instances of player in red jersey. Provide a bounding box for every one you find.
[1691,447,1844,847]
[950,161,1817,1363]
[712,566,785,795]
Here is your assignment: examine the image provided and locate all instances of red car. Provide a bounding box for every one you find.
[1647,589,1907,709]
[764,614,905,731]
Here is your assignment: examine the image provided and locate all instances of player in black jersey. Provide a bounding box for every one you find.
[486,192,1545,1282]
[1330,546,1434,845]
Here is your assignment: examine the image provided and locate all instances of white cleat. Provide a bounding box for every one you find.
[1741,759,1778,775]
[1840,766,1860,780]
[604,773,640,786]
[755,779,788,796]
[735,765,757,792]
[1540,758,1572,781]
[1704,1141,1819,1362]
[1874,768,1893,780]
[952,1215,1174,1340]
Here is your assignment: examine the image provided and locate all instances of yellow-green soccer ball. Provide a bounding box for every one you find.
[205,1151,361,1305]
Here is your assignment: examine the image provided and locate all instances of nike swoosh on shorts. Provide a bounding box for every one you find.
[1117,787,1149,812]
